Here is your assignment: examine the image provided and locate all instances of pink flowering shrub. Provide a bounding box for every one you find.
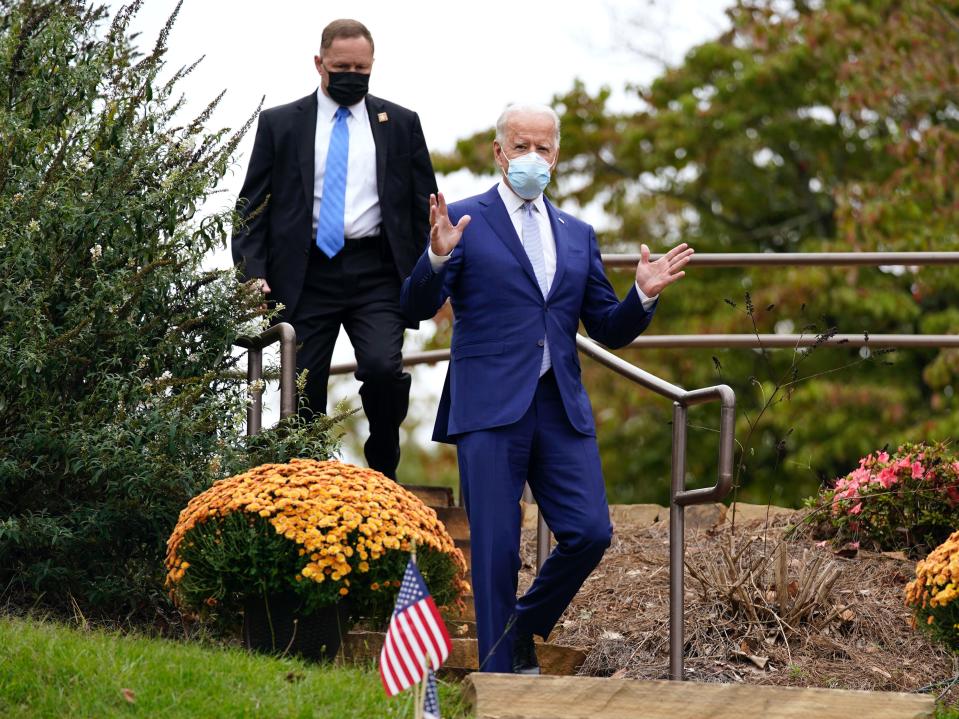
[809,441,959,558]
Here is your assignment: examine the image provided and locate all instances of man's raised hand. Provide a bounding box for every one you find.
[634,242,695,298]
[429,192,471,257]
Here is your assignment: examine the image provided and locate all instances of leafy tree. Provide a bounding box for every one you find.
[0,0,339,621]
[431,0,959,506]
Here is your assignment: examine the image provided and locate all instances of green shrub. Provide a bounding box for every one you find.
[807,441,959,558]
[0,2,340,621]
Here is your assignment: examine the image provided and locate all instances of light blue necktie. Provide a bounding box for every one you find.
[522,201,551,376]
[315,106,351,258]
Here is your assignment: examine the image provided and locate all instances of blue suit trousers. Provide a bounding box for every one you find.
[457,369,613,673]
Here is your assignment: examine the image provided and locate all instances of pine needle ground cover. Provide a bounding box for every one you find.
[0,616,468,719]
[527,509,959,703]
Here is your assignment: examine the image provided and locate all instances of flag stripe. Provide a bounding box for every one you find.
[395,615,427,681]
[379,640,401,696]
[424,596,453,651]
[417,598,452,665]
[420,607,452,669]
[408,602,442,668]
[389,619,421,686]
[399,610,433,669]
[383,632,413,691]
[383,628,413,693]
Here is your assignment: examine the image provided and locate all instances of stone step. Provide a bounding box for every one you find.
[404,484,455,508]
[342,631,586,675]
[463,674,935,719]
[455,537,471,567]
[434,506,470,541]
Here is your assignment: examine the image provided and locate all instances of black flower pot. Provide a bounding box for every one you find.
[242,592,352,662]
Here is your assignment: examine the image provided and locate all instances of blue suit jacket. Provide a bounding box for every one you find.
[400,185,657,444]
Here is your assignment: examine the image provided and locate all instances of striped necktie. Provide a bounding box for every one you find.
[522,201,551,376]
[315,106,350,258]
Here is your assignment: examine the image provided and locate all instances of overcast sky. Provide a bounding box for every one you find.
[117,0,731,453]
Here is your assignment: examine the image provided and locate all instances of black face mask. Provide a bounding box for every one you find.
[325,70,370,107]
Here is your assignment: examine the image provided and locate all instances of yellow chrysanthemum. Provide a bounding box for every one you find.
[164,459,469,610]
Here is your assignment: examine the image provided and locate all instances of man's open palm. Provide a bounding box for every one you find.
[429,192,471,257]
[635,242,694,297]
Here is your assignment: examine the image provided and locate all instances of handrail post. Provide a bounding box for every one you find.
[277,323,297,420]
[536,512,551,571]
[246,347,264,436]
[669,402,688,681]
[234,321,298,437]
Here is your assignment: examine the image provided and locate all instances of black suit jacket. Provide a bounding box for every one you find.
[231,91,437,317]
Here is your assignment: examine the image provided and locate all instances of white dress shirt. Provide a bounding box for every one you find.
[312,88,381,240]
[429,180,658,309]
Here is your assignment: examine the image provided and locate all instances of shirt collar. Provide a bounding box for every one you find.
[316,87,368,123]
[497,179,547,218]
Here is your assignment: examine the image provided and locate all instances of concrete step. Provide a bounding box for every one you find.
[342,631,586,675]
[463,674,935,719]
[403,484,455,508]
[455,537,471,567]
[434,506,470,541]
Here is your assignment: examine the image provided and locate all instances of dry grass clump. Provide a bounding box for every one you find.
[518,508,959,700]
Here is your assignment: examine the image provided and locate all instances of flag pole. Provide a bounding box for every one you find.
[414,656,429,719]
[411,536,423,719]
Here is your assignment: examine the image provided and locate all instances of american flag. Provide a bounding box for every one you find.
[379,558,452,697]
[423,669,440,719]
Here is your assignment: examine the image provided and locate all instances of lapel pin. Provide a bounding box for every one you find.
[558,216,565,224]
[377,112,389,123]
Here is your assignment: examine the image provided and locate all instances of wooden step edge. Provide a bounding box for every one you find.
[463,674,936,719]
[402,484,455,508]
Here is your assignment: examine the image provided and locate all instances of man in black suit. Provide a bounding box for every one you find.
[232,19,437,479]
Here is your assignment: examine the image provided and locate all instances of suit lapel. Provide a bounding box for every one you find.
[365,94,388,201]
[479,187,539,289]
[297,92,318,210]
[544,196,568,301]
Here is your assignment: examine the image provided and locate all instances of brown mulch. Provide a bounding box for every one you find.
[517,508,958,703]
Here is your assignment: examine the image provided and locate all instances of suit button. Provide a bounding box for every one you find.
[537,339,545,347]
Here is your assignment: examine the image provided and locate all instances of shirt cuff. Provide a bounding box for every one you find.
[636,282,658,311]
[428,245,453,272]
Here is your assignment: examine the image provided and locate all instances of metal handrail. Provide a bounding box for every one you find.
[603,251,959,268]
[626,334,959,349]
[233,322,297,434]
[576,334,735,681]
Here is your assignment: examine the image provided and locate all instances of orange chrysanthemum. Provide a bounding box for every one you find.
[165,459,469,609]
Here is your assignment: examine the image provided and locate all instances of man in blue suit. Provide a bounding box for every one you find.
[400,104,693,674]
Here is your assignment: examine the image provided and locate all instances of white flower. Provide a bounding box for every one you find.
[89,244,102,261]
[27,219,39,232]
[159,370,172,381]
[12,193,23,203]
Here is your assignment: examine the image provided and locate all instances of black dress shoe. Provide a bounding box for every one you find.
[512,632,541,675]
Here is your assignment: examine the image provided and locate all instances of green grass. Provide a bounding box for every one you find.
[0,616,470,718]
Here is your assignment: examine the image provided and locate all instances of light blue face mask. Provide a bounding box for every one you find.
[504,151,552,200]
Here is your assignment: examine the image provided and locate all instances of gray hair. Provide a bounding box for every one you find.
[494,103,561,147]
